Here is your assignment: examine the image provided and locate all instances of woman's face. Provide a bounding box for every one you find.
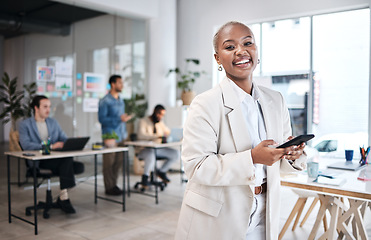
[214,24,258,82]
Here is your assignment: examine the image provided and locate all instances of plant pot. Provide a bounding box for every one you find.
[181,91,195,105]
[103,139,117,148]
[9,129,22,151]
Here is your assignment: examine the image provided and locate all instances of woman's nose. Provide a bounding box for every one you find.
[235,44,247,55]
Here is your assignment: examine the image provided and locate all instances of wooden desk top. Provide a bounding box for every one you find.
[5,147,129,161]
[125,141,182,148]
[281,158,371,201]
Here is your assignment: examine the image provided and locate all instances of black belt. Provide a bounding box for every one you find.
[254,182,267,195]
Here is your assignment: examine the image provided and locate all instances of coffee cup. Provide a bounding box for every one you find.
[307,162,319,178]
[345,150,354,161]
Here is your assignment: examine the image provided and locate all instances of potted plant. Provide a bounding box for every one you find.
[124,94,148,139]
[124,93,148,122]
[102,131,119,148]
[0,72,37,151]
[167,58,205,105]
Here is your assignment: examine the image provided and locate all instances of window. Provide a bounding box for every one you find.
[312,9,370,141]
[261,17,310,75]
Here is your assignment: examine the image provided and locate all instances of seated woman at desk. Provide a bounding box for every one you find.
[136,104,179,187]
[19,95,77,214]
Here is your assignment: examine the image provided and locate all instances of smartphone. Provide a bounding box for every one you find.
[277,134,315,148]
[23,153,36,156]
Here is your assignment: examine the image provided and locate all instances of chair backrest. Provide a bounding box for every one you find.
[18,141,43,177]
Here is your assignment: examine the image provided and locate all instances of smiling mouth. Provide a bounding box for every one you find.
[234,59,251,65]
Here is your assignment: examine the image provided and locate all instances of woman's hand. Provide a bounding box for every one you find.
[251,140,287,166]
[281,136,306,161]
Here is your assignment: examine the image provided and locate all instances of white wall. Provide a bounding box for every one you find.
[147,0,177,111]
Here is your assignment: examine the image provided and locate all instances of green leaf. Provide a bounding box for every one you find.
[167,59,205,91]
[186,59,200,65]
[102,131,119,140]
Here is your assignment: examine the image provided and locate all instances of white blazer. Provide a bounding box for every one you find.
[175,78,306,240]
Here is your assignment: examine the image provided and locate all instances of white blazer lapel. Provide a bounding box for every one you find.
[254,85,275,140]
[220,79,253,152]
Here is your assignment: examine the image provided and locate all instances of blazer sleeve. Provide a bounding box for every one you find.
[278,93,307,172]
[182,92,256,187]
[19,119,42,150]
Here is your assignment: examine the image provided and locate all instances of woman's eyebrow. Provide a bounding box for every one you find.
[222,35,253,45]
[242,35,253,40]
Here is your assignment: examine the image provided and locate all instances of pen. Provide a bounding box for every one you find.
[318,174,334,179]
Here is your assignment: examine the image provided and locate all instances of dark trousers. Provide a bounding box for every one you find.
[39,157,76,190]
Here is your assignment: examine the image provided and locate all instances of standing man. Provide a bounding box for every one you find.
[98,75,132,195]
[19,95,77,214]
[137,104,179,187]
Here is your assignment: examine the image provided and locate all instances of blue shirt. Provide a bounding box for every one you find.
[98,93,127,142]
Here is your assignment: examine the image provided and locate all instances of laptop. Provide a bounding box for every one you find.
[327,161,366,171]
[53,137,90,151]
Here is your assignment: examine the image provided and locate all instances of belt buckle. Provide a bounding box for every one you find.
[255,186,262,195]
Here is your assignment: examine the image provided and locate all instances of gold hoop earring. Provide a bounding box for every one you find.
[218,65,223,71]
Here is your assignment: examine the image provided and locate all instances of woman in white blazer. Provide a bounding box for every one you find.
[175,21,307,240]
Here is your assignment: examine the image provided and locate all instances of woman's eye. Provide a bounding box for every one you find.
[225,45,235,50]
[244,42,253,46]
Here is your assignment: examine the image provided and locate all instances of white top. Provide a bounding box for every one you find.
[228,79,267,186]
[36,120,48,142]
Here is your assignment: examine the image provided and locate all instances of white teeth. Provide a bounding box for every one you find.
[235,59,250,65]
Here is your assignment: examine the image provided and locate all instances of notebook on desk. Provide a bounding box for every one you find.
[327,161,366,171]
[53,137,90,151]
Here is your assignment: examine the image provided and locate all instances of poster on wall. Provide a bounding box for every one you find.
[83,72,106,92]
[37,66,55,82]
[55,76,73,91]
[83,98,99,112]
[55,61,73,76]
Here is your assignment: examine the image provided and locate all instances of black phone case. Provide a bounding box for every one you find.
[277,134,315,148]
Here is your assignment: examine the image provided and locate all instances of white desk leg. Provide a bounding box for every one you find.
[349,199,368,240]
[324,198,340,240]
[309,194,331,240]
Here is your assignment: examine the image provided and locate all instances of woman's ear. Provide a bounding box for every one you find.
[214,53,220,65]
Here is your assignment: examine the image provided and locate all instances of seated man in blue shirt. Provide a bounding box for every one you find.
[19,95,76,214]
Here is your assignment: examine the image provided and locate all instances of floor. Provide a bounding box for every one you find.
[0,142,370,240]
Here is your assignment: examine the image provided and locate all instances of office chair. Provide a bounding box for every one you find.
[134,156,168,192]
[129,133,168,192]
[24,160,84,219]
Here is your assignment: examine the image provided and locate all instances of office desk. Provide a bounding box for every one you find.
[125,141,182,204]
[281,161,371,240]
[6,147,129,235]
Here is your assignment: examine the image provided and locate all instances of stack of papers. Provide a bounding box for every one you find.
[315,176,346,186]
